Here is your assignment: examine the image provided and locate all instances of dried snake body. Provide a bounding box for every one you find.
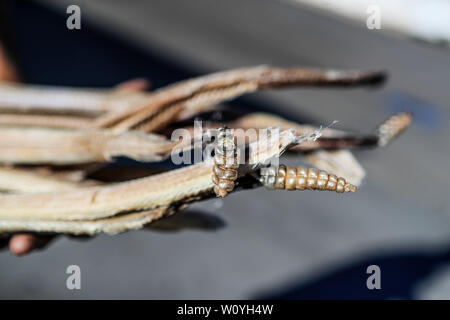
[0,67,385,131]
[0,167,86,193]
[0,66,410,237]
[212,127,239,197]
[0,81,148,116]
[94,66,386,132]
[259,165,357,193]
[0,127,176,164]
[0,129,298,227]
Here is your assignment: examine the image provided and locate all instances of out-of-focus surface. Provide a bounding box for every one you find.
[288,0,450,46]
[0,0,449,299]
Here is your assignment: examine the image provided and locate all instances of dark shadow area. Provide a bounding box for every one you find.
[5,0,192,87]
[0,209,226,255]
[147,209,226,232]
[257,246,450,299]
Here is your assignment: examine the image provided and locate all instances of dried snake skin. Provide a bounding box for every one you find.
[0,207,171,235]
[0,130,300,231]
[0,81,148,116]
[0,127,176,164]
[0,167,86,193]
[94,66,385,132]
[0,66,410,238]
[0,67,384,132]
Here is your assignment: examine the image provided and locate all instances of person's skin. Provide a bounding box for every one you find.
[114,77,150,92]
[0,44,150,255]
[0,44,18,82]
[8,234,55,255]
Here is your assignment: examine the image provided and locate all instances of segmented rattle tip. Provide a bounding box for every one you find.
[260,165,357,193]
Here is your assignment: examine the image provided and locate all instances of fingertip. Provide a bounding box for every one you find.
[9,234,38,256]
[0,45,20,82]
[115,78,150,92]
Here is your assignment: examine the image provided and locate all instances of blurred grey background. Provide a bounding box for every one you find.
[0,0,449,299]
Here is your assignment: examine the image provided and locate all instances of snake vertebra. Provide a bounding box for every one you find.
[212,127,239,197]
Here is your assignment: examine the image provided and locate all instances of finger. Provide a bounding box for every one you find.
[114,78,150,92]
[9,233,54,256]
[0,45,19,82]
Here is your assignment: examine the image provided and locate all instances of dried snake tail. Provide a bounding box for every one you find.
[212,127,239,198]
[259,165,357,193]
[321,70,387,87]
[376,112,413,147]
